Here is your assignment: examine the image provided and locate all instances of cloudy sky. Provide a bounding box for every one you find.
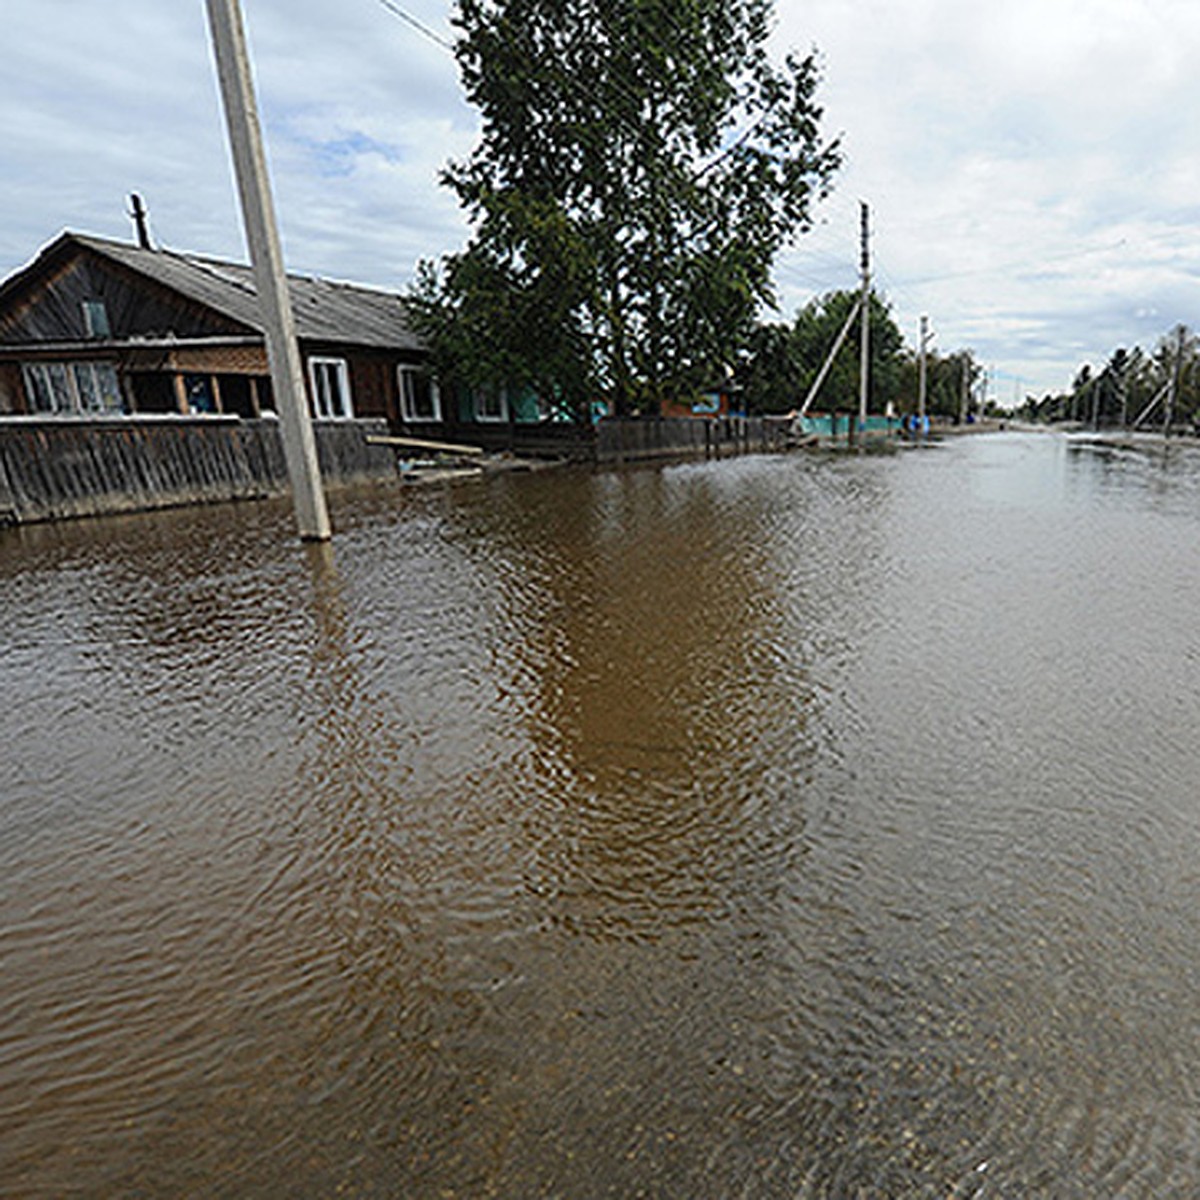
[3,0,1198,403]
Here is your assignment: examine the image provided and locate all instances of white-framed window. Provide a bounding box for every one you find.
[81,299,111,339]
[307,357,353,419]
[398,365,442,423]
[473,385,508,423]
[23,362,122,414]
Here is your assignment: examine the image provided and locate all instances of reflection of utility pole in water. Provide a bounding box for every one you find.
[205,0,331,542]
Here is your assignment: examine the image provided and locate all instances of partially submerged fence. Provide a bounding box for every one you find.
[0,414,791,526]
[0,416,396,525]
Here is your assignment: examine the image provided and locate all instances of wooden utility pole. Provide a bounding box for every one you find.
[857,201,870,442]
[205,0,331,542]
[959,355,969,425]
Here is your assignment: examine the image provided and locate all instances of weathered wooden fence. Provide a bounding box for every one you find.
[429,414,785,464]
[594,416,783,463]
[0,416,397,525]
[0,414,793,526]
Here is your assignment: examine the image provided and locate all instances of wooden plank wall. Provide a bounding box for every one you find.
[594,416,779,463]
[418,416,779,463]
[0,417,397,525]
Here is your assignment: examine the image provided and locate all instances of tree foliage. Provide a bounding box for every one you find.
[1021,325,1200,430]
[412,0,840,416]
[896,347,983,421]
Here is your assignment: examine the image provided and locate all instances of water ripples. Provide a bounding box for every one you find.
[5,439,1200,1194]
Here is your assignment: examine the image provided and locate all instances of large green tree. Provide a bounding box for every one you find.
[413,0,840,416]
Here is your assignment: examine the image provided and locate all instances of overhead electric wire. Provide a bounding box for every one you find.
[370,0,669,174]
[887,237,1128,291]
[368,0,809,183]
[372,0,455,52]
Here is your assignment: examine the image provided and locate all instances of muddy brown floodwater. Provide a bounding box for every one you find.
[4,432,1200,1197]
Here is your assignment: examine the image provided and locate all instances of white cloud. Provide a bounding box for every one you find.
[0,0,471,285]
[771,0,1200,398]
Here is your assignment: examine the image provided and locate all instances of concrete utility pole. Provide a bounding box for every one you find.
[858,202,871,439]
[917,315,929,423]
[797,293,862,419]
[205,0,331,542]
[1164,325,1186,438]
[959,355,969,425]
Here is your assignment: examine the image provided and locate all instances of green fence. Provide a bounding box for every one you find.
[798,414,901,439]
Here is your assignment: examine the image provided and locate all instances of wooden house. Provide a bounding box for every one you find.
[0,231,603,461]
[0,232,606,458]
[0,231,436,430]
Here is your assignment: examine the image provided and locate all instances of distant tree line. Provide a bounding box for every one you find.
[736,288,985,420]
[1019,325,1200,432]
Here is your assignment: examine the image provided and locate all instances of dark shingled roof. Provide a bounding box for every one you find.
[67,233,424,352]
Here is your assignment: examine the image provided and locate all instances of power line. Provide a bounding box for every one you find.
[370,0,655,161]
[368,0,822,189]
[372,0,455,53]
[880,237,1129,292]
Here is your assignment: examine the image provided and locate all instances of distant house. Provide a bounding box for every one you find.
[0,231,436,430]
[659,388,737,420]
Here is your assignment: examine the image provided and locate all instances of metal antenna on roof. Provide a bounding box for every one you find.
[129,194,152,250]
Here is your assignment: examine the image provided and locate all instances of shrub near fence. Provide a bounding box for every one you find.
[0,417,396,526]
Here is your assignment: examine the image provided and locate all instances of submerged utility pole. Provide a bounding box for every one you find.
[797,293,862,419]
[205,0,331,542]
[858,202,871,440]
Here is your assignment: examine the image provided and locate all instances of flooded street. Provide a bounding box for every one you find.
[4,431,1200,1197]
